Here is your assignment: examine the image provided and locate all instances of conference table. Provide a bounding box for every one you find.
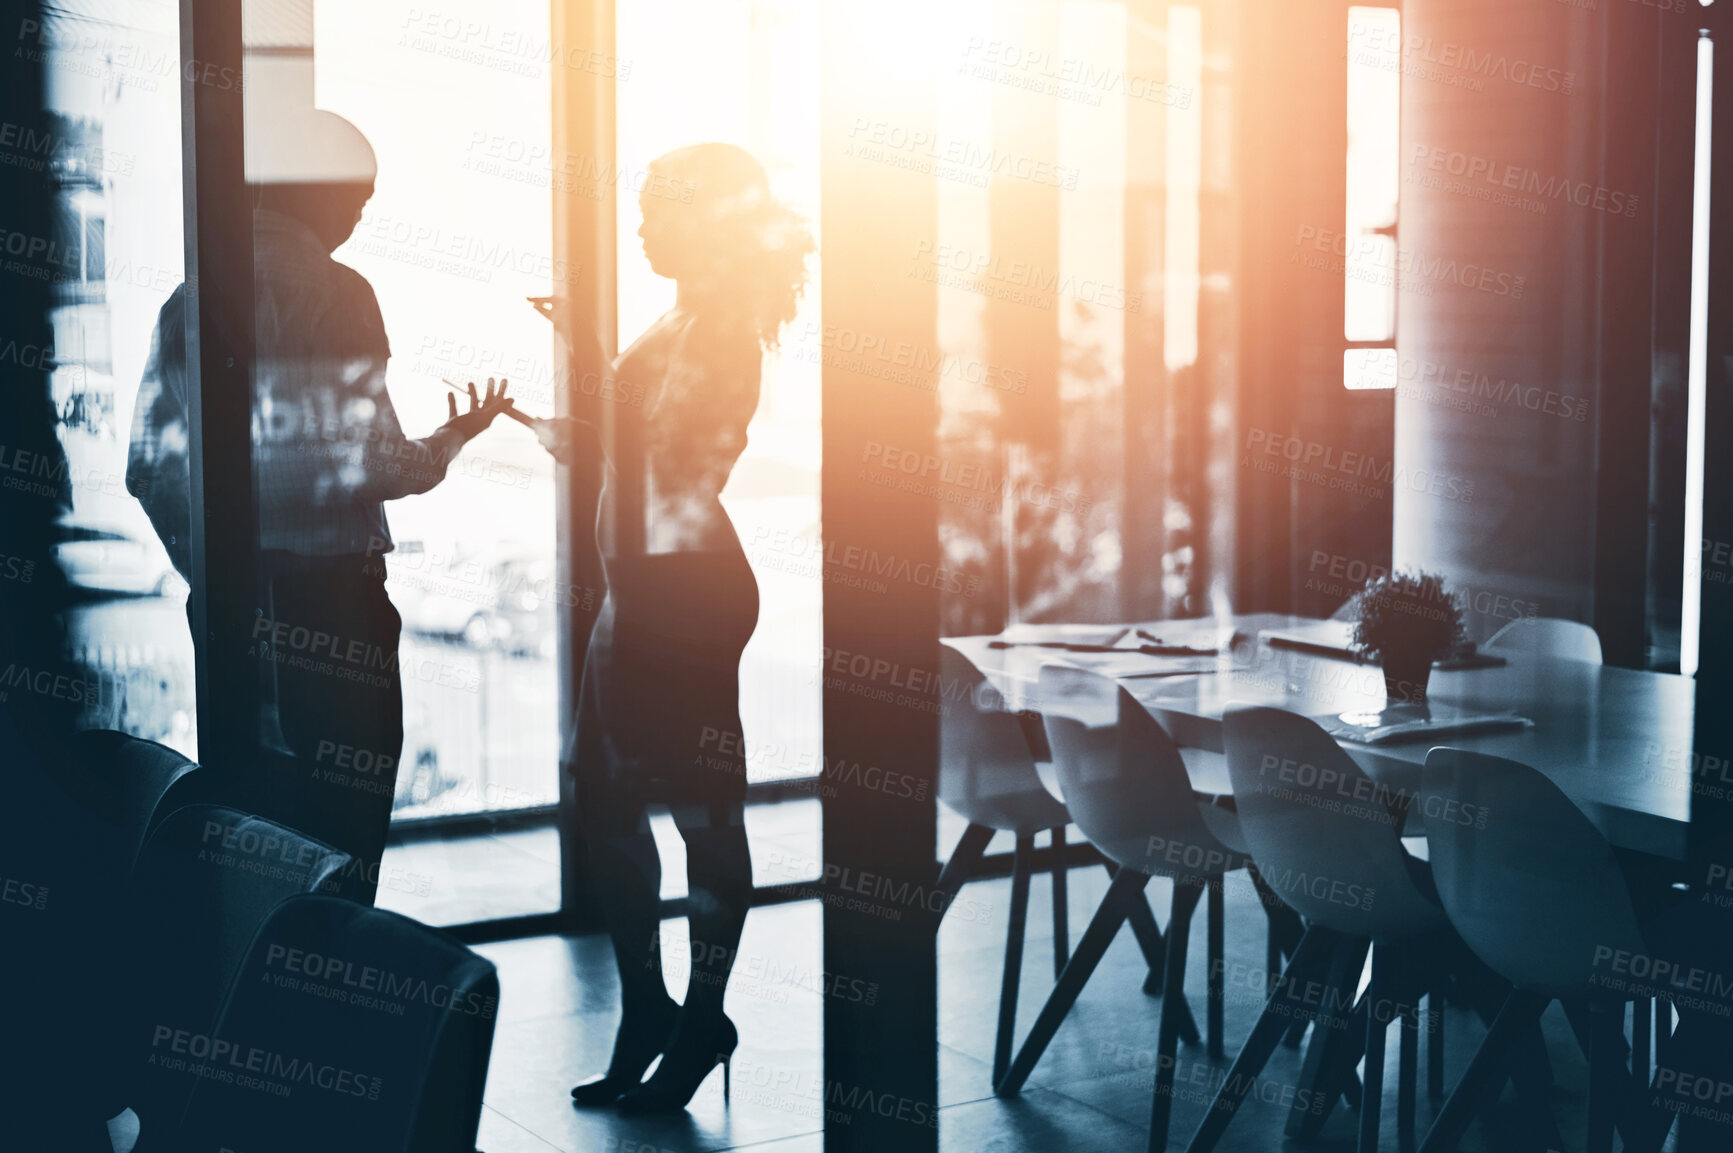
[950,614,1713,1151]
[945,612,1700,861]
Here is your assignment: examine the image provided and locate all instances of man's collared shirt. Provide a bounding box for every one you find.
[128,208,457,571]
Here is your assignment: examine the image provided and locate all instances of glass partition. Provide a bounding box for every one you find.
[315,1,559,824]
[36,0,197,756]
[616,0,824,895]
[224,0,563,921]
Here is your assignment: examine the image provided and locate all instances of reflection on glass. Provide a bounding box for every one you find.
[35,1,199,758]
[315,0,559,820]
[1345,6,1400,347]
[618,0,821,790]
[1344,347,1398,391]
[1165,5,1202,374]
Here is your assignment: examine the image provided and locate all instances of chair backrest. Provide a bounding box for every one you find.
[125,804,353,1130]
[1038,664,1239,881]
[66,729,200,870]
[939,646,1070,834]
[3,723,142,1138]
[1222,706,1448,941]
[1422,748,1646,1000]
[1483,617,1603,664]
[173,893,499,1153]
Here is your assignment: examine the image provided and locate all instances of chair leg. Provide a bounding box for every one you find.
[1121,864,1168,994]
[1206,876,1225,1061]
[1182,924,1342,1153]
[1632,999,1678,1153]
[933,822,994,920]
[1417,990,1551,1153]
[996,866,1151,1097]
[1245,864,1304,988]
[1507,1014,1566,1152]
[1400,965,1420,1152]
[1266,919,1282,983]
[1627,1009,1718,1153]
[992,834,1035,1086]
[1052,825,1069,978]
[1565,998,1654,1151]
[1587,1002,1620,1153]
[1342,1065,1364,1110]
[1428,977,1446,1102]
[1118,867,1199,1041]
[1288,934,1372,1140]
[1246,864,1305,956]
[1150,879,1205,1153]
[1633,997,1651,1089]
[1359,944,1392,1153]
[1655,996,1673,1070]
[1251,880,1306,1052]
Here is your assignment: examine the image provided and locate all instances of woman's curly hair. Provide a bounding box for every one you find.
[645,143,815,351]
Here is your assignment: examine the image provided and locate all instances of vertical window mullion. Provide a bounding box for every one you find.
[180,0,260,773]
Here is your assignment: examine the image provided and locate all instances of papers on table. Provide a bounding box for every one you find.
[981,623,1220,680]
[1056,651,1223,680]
[988,622,1217,661]
[1317,704,1534,746]
[1260,620,1360,659]
[996,623,1132,648]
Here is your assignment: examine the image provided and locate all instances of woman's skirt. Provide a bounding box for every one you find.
[567,547,759,807]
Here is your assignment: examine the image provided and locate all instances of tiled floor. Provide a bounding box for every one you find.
[468,865,1627,1153]
[378,799,1014,927]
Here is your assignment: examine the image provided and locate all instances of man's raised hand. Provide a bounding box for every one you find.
[442,377,514,442]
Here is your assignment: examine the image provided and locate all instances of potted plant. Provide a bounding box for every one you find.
[1347,570,1466,704]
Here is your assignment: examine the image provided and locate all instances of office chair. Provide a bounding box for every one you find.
[66,729,203,866]
[937,646,1182,1083]
[121,804,353,1144]
[171,893,499,1153]
[1192,706,1470,1153]
[995,665,1273,1153]
[1483,617,1603,664]
[938,645,1075,1083]
[1419,748,1666,1153]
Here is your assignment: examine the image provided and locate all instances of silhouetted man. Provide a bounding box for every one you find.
[127,109,510,903]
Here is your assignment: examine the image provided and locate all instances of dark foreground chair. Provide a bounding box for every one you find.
[3,724,144,1148]
[67,729,204,865]
[169,893,499,1153]
[122,804,353,1140]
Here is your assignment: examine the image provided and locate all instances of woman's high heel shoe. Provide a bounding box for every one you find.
[614,1013,739,1115]
[570,997,679,1107]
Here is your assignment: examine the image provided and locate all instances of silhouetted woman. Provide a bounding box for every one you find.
[529,143,813,1114]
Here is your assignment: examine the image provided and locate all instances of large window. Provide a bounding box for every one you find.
[316,1,560,822]
[37,0,197,758]
[1344,5,1402,390]
[618,0,822,793]
[616,0,825,897]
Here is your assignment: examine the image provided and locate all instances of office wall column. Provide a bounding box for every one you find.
[1396,1,1609,642]
[551,0,616,932]
[1124,0,1171,620]
[986,0,1060,624]
[1233,1,1360,615]
[1591,3,1663,668]
[820,1,940,1147]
